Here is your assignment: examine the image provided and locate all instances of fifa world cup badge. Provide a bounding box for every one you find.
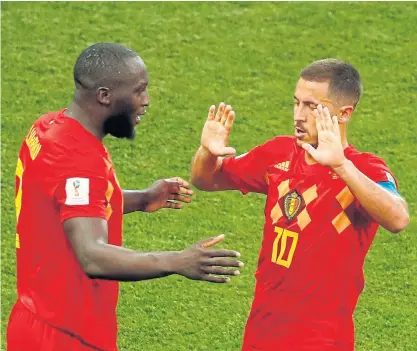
[65,178,89,205]
[73,180,81,196]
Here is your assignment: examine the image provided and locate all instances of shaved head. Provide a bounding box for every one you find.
[73,43,144,90]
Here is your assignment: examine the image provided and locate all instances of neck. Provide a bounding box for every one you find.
[65,92,105,140]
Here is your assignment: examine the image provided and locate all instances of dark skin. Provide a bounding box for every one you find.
[63,56,243,283]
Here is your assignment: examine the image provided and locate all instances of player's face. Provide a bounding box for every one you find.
[104,57,149,140]
[293,78,337,147]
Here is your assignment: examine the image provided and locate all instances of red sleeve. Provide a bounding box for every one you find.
[221,136,295,195]
[40,140,109,222]
[352,153,399,189]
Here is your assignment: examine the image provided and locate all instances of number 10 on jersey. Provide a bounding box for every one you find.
[271,226,299,268]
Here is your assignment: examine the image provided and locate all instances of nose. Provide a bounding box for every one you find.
[141,90,150,106]
[294,105,306,122]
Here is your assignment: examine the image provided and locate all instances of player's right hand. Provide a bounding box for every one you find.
[200,103,237,157]
[175,234,243,283]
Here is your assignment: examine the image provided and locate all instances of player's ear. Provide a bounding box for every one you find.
[337,105,354,124]
[96,87,111,106]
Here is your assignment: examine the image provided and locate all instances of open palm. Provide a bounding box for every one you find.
[302,105,346,168]
[201,103,236,157]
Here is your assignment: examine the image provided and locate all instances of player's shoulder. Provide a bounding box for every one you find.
[345,145,389,170]
[257,135,297,154]
[32,109,108,171]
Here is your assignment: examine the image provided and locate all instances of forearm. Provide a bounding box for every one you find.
[333,160,409,233]
[190,146,225,191]
[122,190,149,214]
[84,242,180,281]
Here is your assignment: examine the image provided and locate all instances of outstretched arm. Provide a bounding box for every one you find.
[64,217,243,283]
[123,177,194,214]
[191,103,238,191]
[302,105,409,233]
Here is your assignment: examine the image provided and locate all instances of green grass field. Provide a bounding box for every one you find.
[1,2,417,350]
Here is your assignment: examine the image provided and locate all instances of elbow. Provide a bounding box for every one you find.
[84,262,102,279]
[387,201,410,233]
[75,244,103,279]
[388,213,410,234]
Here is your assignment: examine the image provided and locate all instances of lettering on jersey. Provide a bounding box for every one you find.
[385,171,396,188]
[65,178,89,205]
[283,190,302,220]
[25,125,42,160]
[274,161,290,172]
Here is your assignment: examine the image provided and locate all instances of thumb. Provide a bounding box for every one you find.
[218,147,236,157]
[200,234,225,248]
[301,143,317,158]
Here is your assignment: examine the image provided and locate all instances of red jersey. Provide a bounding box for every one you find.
[12,109,123,351]
[222,136,398,351]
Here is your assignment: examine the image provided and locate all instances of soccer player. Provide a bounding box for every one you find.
[7,43,243,351]
[190,59,410,350]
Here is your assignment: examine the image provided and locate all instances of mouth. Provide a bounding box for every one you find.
[135,110,147,125]
[295,126,307,139]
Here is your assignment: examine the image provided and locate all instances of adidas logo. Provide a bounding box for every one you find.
[274,161,290,172]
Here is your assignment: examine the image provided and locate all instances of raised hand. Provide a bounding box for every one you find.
[302,104,346,168]
[201,102,237,157]
[143,177,194,212]
[175,234,243,283]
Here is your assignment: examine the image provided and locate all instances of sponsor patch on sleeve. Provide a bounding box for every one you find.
[65,178,89,205]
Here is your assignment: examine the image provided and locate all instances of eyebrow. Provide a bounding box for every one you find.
[294,96,319,106]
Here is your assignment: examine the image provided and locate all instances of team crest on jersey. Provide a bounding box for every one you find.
[284,190,302,220]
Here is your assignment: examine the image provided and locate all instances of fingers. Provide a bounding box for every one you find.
[207,105,215,121]
[178,186,194,196]
[313,108,323,132]
[165,201,183,210]
[220,105,232,124]
[214,102,225,121]
[201,266,240,276]
[315,105,334,132]
[169,177,191,190]
[224,110,235,132]
[202,275,231,283]
[219,147,237,156]
[168,194,192,203]
[167,177,195,196]
[205,257,244,268]
[332,115,341,137]
[206,248,241,258]
[200,234,225,248]
[212,102,234,126]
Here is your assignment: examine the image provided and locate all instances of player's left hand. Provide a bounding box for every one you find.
[143,177,194,212]
[302,104,346,168]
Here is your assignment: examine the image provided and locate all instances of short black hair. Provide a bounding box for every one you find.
[73,43,139,90]
[300,58,363,108]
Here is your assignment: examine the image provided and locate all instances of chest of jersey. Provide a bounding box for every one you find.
[263,154,358,269]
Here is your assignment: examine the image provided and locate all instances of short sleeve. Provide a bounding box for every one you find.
[221,136,295,195]
[354,153,399,190]
[40,140,109,222]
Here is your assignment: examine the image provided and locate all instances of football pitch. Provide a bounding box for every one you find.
[1,2,416,350]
